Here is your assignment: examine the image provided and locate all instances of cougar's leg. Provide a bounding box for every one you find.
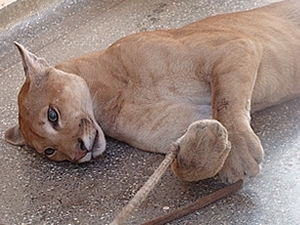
[210,39,264,183]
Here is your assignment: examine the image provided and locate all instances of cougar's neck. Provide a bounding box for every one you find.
[55,49,128,131]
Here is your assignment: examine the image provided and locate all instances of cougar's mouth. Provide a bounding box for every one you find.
[91,130,105,157]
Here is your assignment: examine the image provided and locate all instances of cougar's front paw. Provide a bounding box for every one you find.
[219,129,264,184]
[171,119,231,182]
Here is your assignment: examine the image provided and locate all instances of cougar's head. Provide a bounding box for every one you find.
[5,43,106,163]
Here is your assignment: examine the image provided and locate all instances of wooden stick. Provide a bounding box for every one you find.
[109,144,179,225]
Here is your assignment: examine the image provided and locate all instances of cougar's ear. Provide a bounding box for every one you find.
[4,124,25,146]
[14,42,50,87]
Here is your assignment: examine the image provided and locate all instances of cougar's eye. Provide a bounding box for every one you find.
[44,147,56,156]
[48,107,58,123]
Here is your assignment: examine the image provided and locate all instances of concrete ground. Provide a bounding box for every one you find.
[1,0,299,224]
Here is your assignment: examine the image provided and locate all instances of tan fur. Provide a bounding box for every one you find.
[5,0,300,183]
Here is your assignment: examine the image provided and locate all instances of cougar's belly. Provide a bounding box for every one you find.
[106,81,212,154]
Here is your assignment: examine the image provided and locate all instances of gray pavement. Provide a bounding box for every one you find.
[0,0,299,224]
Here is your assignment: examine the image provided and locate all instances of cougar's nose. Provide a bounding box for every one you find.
[78,138,88,151]
[77,129,98,152]
[78,117,98,151]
